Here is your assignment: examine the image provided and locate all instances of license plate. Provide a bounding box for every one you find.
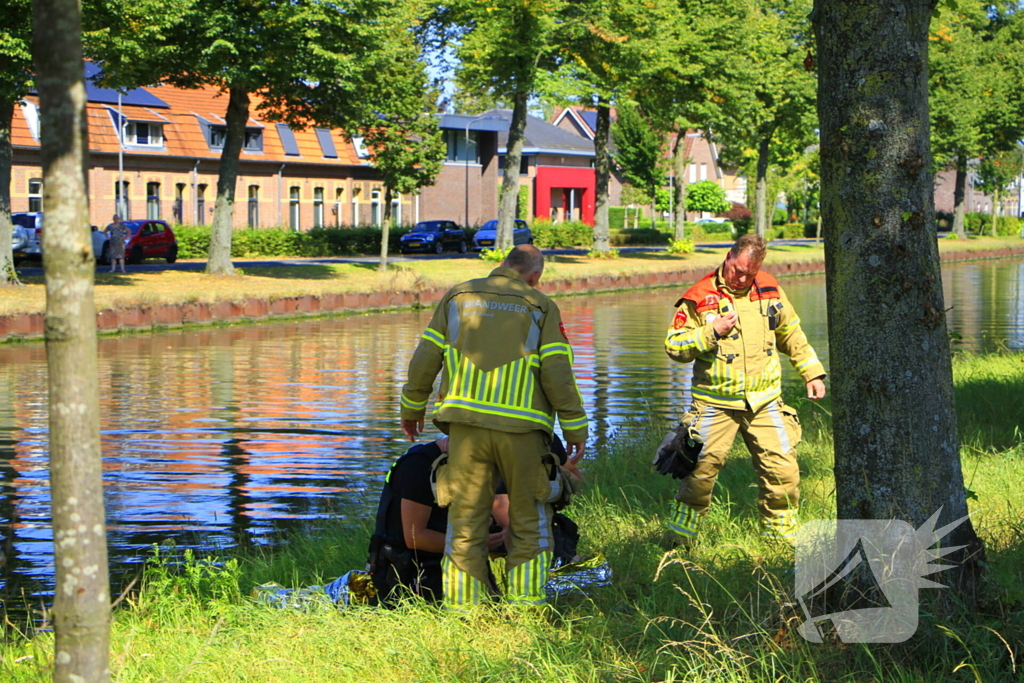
[479,240,493,246]
[407,242,421,247]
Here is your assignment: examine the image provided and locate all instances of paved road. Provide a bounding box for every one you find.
[13,240,821,277]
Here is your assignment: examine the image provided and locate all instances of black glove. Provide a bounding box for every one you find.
[652,424,703,480]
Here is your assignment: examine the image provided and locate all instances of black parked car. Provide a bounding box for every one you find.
[399,220,468,254]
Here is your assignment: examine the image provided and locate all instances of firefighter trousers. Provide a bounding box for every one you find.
[674,398,802,533]
[439,423,556,607]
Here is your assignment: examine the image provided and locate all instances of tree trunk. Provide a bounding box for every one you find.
[205,85,249,276]
[0,95,20,285]
[379,186,392,272]
[990,188,999,237]
[498,90,528,251]
[649,198,656,230]
[814,0,983,599]
[951,153,967,238]
[592,100,611,253]
[755,136,770,237]
[31,1,111,680]
[673,130,688,240]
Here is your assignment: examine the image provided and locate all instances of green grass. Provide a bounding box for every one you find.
[2,353,1023,682]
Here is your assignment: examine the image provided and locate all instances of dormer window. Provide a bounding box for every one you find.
[207,125,263,152]
[126,121,163,146]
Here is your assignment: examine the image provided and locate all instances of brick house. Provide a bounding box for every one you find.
[552,105,749,220]
[8,63,507,230]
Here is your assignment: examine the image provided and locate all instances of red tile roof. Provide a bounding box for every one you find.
[14,81,365,167]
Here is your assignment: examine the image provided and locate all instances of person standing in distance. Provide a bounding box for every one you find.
[105,214,128,273]
[663,234,826,545]
[400,244,588,609]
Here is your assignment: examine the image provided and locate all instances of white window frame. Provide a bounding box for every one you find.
[126,121,164,147]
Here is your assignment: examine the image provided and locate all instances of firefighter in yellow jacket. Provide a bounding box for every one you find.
[663,234,826,544]
[400,245,588,609]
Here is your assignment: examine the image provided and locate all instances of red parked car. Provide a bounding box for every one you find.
[97,219,178,264]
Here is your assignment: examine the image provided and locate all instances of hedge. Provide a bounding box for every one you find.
[173,224,419,259]
[531,220,592,248]
[610,228,671,246]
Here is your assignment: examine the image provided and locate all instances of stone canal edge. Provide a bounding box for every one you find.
[3,245,1024,343]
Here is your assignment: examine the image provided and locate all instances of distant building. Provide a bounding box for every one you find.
[9,63,511,230]
[552,105,749,221]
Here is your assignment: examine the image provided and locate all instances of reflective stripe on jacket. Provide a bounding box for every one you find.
[401,266,588,443]
[664,268,825,412]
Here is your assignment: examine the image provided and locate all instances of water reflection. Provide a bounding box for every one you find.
[1,258,1022,604]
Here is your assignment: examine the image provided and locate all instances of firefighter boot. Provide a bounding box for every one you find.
[761,507,799,544]
[506,550,553,606]
[441,556,488,611]
[664,501,701,550]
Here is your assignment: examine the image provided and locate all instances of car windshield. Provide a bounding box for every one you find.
[480,221,498,231]
[415,222,443,233]
[122,222,143,234]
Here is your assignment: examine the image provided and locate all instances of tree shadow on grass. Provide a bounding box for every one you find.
[236,264,343,281]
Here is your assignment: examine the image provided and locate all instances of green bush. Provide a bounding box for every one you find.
[531,220,592,248]
[174,224,212,259]
[666,238,695,255]
[965,212,991,236]
[608,207,627,231]
[773,208,789,225]
[732,217,753,235]
[996,216,1022,237]
[170,224,417,259]
[780,223,805,239]
[609,228,670,246]
[698,220,734,234]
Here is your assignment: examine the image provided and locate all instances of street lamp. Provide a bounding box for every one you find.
[464,115,504,229]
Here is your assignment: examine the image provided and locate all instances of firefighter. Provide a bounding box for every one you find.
[400,245,588,609]
[663,234,826,544]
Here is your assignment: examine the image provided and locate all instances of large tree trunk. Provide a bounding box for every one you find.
[814,0,982,599]
[0,95,20,285]
[498,90,528,251]
[592,100,611,253]
[672,130,688,240]
[951,153,967,238]
[755,136,770,237]
[379,186,392,272]
[205,85,249,275]
[32,1,111,680]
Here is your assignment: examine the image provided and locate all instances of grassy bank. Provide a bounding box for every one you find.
[3,352,1022,681]
[3,237,1021,318]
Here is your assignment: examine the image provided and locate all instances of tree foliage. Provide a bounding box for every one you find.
[88,0,428,275]
[0,0,33,285]
[929,0,1024,237]
[634,0,747,239]
[711,0,817,237]
[447,0,566,249]
[612,103,666,228]
[364,64,446,272]
[685,180,731,215]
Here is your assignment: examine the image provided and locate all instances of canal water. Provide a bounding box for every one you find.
[1,258,1022,604]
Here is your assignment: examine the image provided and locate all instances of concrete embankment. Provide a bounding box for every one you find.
[2,245,1023,343]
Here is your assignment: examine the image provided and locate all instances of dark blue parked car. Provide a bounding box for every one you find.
[399,220,468,254]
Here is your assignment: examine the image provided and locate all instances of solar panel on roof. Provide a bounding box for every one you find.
[277,124,300,156]
[315,128,337,158]
[82,62,170,109]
